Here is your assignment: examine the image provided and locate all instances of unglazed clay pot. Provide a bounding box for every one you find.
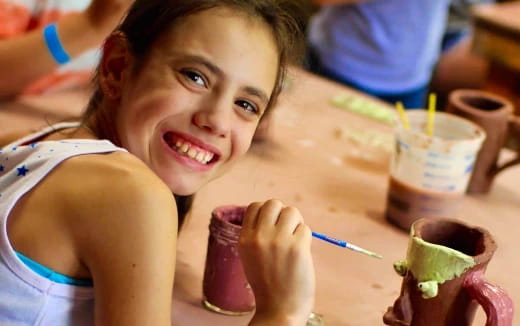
[447,89,520,194]
[202,206,255,315]
[384,218,513,326]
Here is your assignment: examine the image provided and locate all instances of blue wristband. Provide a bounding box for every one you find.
[43,23,71,65]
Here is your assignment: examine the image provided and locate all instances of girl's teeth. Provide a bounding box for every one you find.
[171,138,214,164]
[187,148,197,158]
[196,152,205,162]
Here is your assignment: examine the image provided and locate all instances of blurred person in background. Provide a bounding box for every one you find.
[306,0,452,109]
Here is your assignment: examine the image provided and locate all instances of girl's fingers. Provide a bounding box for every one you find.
[293,223,312,247]
[255,199,284,230]
[275,206,304,236]
[242,202,263,231]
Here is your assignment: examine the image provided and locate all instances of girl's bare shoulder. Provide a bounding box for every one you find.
[0,129,38,147]
[59,150,171,201]
[43,150,178,237]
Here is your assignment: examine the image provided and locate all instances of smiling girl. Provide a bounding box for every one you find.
[0,1,315,325]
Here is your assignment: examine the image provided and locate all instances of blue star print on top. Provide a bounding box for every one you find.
[16,165,29,176]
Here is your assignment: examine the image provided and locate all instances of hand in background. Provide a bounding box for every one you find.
[86,0,135,33]
[239,199,315,326]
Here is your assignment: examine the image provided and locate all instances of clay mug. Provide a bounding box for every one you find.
[447,89,520,193]
[383,218,513,326]
[202,205,255,315]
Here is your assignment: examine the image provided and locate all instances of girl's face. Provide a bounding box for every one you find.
[108,8,279,195]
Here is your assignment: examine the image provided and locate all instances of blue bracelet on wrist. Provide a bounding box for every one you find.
[43,23,71,65]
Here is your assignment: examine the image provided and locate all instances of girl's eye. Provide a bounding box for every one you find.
[182,70,207,87]
[235,100,258,114]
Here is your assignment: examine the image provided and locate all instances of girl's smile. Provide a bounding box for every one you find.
[162,130,219,171]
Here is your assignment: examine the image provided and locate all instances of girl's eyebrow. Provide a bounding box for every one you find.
[243,86,269,106]
[183,55,223,76]
[182,54,270,105]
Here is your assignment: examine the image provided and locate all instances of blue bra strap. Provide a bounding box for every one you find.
[15,251,93,286]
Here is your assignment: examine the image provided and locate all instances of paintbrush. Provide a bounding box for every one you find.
[312,231,382,259]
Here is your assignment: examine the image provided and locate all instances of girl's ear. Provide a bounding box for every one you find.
[99,32,132,100]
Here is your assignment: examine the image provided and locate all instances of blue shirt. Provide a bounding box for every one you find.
[308,0,451,93]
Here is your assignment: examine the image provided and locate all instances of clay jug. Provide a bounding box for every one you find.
[446,89,520,193]
[383,218,513,326]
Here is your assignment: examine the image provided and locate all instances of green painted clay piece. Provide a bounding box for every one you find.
[331,94,396,125]
[393,230,477,299]
[417,280,439,299]
[406,236,476,284]
[393,260,408,276]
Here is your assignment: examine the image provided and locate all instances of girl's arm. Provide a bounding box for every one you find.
[71,154,178,326]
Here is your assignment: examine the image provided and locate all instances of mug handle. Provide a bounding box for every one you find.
[493,115,520,176]
[463,270,514,326]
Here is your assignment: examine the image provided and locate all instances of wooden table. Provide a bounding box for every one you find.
[1,69,519,325]
[472,1,520,114]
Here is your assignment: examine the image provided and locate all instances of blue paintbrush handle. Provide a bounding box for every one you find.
[312,231,347,247]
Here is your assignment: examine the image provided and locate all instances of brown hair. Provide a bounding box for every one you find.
[81,0,306,226]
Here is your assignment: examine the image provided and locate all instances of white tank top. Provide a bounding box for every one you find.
[0,122,126,325]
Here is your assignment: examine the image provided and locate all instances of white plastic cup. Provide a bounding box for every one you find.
[386,111,486,230]
[392,111,486,193]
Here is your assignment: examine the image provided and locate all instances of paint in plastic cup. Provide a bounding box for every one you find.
[385,111,486,230]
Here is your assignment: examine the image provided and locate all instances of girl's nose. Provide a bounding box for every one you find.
[192,100,232,137]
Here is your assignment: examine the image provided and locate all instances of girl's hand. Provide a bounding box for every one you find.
[239,199,315,325]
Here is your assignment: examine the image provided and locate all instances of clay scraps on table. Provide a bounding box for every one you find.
[333,126,393,152]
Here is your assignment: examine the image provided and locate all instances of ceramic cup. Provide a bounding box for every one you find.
[383,218,513,326]
[385,111,486,230]
[202,205,255,315]
[446,89,520,194]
